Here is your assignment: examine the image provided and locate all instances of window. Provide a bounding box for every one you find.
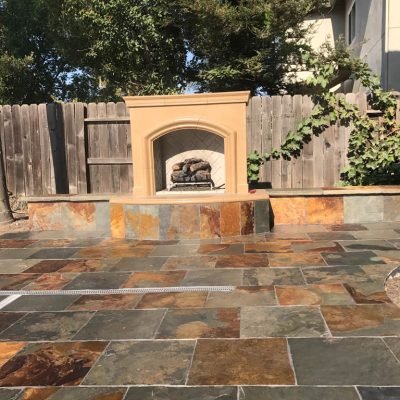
[348,1,356,44]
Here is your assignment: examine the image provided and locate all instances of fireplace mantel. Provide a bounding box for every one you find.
[124,91,250,197]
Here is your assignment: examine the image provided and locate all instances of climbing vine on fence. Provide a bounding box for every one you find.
[247,46,400,186]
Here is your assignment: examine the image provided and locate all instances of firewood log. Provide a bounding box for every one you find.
[190,161,211,172]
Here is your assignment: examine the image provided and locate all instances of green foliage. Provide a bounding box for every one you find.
[247,43,400,186]
[182,0,323,95]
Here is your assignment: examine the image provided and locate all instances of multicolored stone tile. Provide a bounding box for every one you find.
[74,244,152,259]
[0,248,37,259]
[150,244,199,257]
[28,203,64,231]
[24,260,69,273]
[238,386,360,400]
[23,273,78,290]
[326,224,368,231]
[340,240,397,252]
[0,389,21,399]
[58,259,118,273]
[321,304,400,336]
[245,241,293,253]
[3,295,79,312]
[110,203,125,239]
[215,254,268,269]
[220,202,241,237]
[0,342,26,368]
[63,272,130,290]
[306,197,344,225]
[156,308,240,339]
[182,269,243,286]
[291,241,344,253]
[358,387,400,400]
[344,281,392,304]
[0,239,36,248]
[200,204,221,239]
[0,311,93,341]
[241,306,328,338]
[205,286,277,307]
[73,310,165,340]
[268,252,326,267]
[353,229,400,240]
[19,387,127,400]
[197,243,243,255]
[83,340,195,385]
[383,337,400,360]
[289,337,400,385]
[122,271,186,288]
[62,203,96,231]
[28,248,79,260]
[243,268,305,286]
[373,250,400,263]
[0,274,40,290]
[163,205,200,240]
[136,292,208,309]
[187,338,295,385]
[110,257,167,271]
[0,313,26,334]
[68,294,141,311]
[125,386,237,400]
[270,197,306,225]
[161,256,216,270]
[308,232,356,241]
[0,341,106,386]
[302,266,373,285]
[125,205,160,240]
[241,201,255,235]
[0,260,38,274]
[322,251,385,266]
[276,284,355,306]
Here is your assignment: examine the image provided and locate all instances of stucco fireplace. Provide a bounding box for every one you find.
[109,91,271,239]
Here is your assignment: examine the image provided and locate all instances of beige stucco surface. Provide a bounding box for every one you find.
[124,92,250,198]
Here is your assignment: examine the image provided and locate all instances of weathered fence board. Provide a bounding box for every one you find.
[1,95,399,196]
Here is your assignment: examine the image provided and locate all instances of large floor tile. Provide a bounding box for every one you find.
[206,286,277,307]
[125,386,237,400]
[0,342,26,368]
[383,337,400,360]
[22,273,78,290]
[0,274,40,290]
[187,338,295,385]
[67,294,141,311]
[73,309,165,340]
[83,340,195,385]
[182,270,243,286]
[28,248,80,260]
[3,295,79,312]
[244,242,293,253]
[302,266,372,285]
[161,256,216,270]
[215,254,268,269]
[24,260,69,273]
[321,304,400,336]
[276,284,355,305]
[239,386,360,400]
[156,308,240,339]
[344,281,393,304]
[0,313,26,334]
[353,230,400,240]
[308,232,356,241]
[241,306,327,338]
[110,257,167,271]
[291,241,344,253]
[136,292,207,309]
[0,311,93,341]
[0,341,106,386]
[358,387,400,400]
[289,337,400,385]
[243,268,305,286]
[0,260,38,274]
[17,387,127,400]
[322,251,385,266]
[0,249,37,260]
[63,272,130,290]
[122,271,186,287]
[150,245,199,257]
[57,259,118,273]
[339,240,397,252]
[268,252,326,267]
[197,243,243,255]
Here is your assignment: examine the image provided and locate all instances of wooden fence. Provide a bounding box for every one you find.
[0,94,397,196]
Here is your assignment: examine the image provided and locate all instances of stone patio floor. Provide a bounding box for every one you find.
[0,223,400,399]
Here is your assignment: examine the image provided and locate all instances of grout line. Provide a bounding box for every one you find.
[153,309,169,339]
[354,386,363,400]
[286,338,297,385]
[317,306,332,338]
[184,339,198,386]
[0,295,21,310]
[381,337,400,365]
[70,310,98,340]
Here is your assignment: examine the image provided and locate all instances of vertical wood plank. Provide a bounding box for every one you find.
[75,103,88,194]
[38,104,52,195]
[29,105,42,195]
[0,106,4,164]
[271,96,282,188]
[302,96,314,188]
[248,96,262,155]
[261,96,272,183]
[11,105,25,196]
[323,123,335,187]
[281,95,293,188]
[3,106,15,195]
[87,103,99,193]
[291,95,303,188]
[98,103,112,193]
[117,102,130,193]
[63,102,77,194]
[107,102,120,193]
[21,105,33,195]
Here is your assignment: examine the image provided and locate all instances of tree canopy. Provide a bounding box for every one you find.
[0,0,325,103]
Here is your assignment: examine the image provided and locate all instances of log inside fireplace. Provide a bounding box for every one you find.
[169,158,214,191]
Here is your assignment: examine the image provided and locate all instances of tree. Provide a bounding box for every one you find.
[181,0,323,95]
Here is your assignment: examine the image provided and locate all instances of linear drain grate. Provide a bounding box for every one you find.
[0,286,235,297]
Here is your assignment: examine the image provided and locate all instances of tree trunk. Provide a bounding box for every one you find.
[0,136,13,224]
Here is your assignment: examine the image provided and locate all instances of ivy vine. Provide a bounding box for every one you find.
[247,45,400,186]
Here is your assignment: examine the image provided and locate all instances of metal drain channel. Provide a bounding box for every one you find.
[0,286,235,297]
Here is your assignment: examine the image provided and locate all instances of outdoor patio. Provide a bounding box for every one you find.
[0,222,399,399]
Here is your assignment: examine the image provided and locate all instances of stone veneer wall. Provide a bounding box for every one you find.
[110,200,271,240]
[270,195,400,225]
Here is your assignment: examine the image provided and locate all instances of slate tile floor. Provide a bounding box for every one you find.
[0,223,400,399]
